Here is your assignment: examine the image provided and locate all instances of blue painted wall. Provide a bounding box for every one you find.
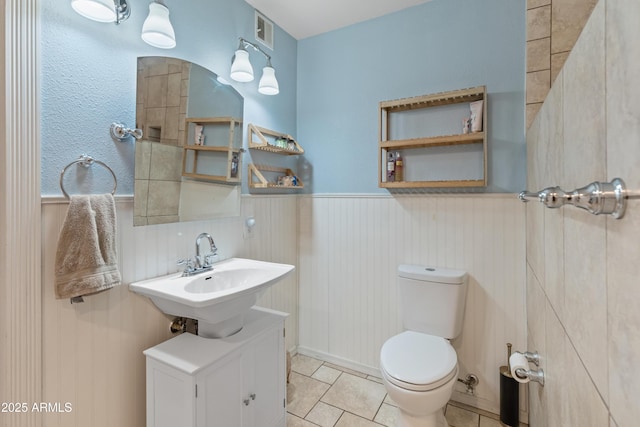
[42,0,526,196]
[296,0,526,193]
[41,0,297,196]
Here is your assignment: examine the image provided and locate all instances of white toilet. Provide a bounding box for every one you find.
[379,265,468,427]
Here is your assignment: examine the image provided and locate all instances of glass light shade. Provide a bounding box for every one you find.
[258,66,279,95]
[71,0,117,22]
[141,2,176,49]
[230,50,254,82]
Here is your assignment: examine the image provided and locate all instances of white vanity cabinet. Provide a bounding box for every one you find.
[144,307,288,427]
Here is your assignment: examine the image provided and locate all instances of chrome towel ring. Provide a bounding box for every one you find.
[59,154,117,199]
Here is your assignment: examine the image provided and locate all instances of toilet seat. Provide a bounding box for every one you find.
[380,331,458,392]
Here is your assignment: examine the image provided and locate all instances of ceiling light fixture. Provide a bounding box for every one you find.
[71,0,176,49]
[230,38,279,95]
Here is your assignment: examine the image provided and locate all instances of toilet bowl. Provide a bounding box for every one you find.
[379,265,468,427]
[380,331,458,427]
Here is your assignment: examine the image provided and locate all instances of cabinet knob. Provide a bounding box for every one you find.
[243,394,256,406]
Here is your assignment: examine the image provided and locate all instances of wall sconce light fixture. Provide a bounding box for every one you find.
[71,0,176,49]
[230,38,279,95]
[71,0,130,23]
[141,1,176,49]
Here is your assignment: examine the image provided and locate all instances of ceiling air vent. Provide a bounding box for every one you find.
[255,11,274,50]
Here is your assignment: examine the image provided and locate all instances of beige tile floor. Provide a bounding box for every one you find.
[287,354,525,427]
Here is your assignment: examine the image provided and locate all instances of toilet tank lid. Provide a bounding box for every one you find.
[398,265,467,284]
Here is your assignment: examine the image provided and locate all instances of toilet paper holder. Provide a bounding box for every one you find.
[510,350,545,386]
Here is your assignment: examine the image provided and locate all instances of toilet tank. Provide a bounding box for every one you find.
[398,265,468,339]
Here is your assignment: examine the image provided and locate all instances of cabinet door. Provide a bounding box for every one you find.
[247,325,285,427]
[147,362,195,427]
[197,351,246,427]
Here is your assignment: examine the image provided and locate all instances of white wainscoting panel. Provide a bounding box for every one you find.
[297,194,527,416]
[40,196,297,427]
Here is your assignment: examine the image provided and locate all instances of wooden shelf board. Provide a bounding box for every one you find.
[249,183,305,189]
[380,132,484,149]
[183,145,230,152]
[185,117,242,124]
[182,172,240,183]
[379,179,486,189]
[380,86,485,112]
[250,145,303,155]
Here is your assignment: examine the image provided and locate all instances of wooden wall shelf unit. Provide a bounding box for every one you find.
[248,124,304,155]
[182,117,242,184]
[379,86,487,189]
[247,124,304,190]
[248,164,304,189]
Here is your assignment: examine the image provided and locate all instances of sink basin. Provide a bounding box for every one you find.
[129,258,294,338]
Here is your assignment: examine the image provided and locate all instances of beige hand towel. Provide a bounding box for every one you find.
[54,194,121,300]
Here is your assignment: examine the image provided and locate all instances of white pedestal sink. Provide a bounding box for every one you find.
[129,258,294,338]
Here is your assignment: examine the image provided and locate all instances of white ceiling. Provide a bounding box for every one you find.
[243,0,433,40]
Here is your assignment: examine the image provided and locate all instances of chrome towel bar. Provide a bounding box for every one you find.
[518,178,640,219]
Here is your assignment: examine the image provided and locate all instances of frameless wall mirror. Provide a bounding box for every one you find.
[134,56,244,226]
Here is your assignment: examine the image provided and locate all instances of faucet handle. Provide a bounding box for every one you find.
[177,258,196,270]
[204,253,219,267]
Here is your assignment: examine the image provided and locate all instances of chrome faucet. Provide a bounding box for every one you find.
[178,233,218,276]
[195,232,217,269]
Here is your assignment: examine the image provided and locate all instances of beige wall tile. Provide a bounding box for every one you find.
[537,73,564,185]
[544,302,566,427]
[551,0,598,53]
[146,180,180,217]
[528,0,550,9]
[134,140,151,180]
[561,3,609,398]
[163,106,181,141]
[146,215,179,225]
[133,179,148,217]
[550,51,570,85]
[136,102,145,129]
[526,104,541,188]
[607,204,640,427]
[563,208,608,403]
[527,5,551,41]
[562,0,605,188]
[561,338,609,426]
[146,75,168,108]
[526,102,543,130]
[166,72,182,107]
[526,70,550,104]
[527,38,551,72]
[606,0,640,189]
[149,143,182,181]
[606,0,640,419]
[145,57,169,76]
[526,265,546,354]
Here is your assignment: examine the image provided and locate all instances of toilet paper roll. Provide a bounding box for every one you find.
[509,352,530,384]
